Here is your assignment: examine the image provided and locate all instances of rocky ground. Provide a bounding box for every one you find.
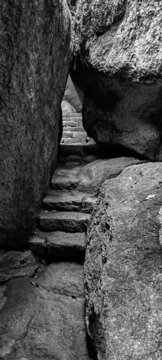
[0,250,93,360]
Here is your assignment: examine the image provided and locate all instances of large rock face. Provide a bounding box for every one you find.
[85,162,162,360]
[0,0,71,248]
[72,0,162,160]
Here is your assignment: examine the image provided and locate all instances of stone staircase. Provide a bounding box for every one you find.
[0,145,98,359]
[26,139,98,358]
[29,145,98,264]
[61,111,94,145]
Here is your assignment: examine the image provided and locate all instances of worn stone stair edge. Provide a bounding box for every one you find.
[51,174,79,190]
[62,131,85,135]
[63,127,85,132]
[63,121,83,127]
[62,130,87,135]
[62,114,83,119]
[42,190,97,213]
[61,139,91,145]
[38,210,90,232]
[28,231,85,263]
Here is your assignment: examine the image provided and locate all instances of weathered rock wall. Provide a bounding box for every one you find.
[72,0,162,160]
[0,0,71,248]
[74,0,162,80]
[85,162,162,360]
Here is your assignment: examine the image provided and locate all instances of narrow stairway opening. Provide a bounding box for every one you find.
[28,77,148,360]
[61,75,94,146]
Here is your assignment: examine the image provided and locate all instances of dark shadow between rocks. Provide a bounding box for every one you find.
[97,143,151,161]
[59,143,150,162]
[44,252,85,265]
[58,144,100,159]
[31,236,85,265]
[86,333,98,360]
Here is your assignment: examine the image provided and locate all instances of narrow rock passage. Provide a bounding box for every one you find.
[0,141,143,359]
[0,142,99,360]
[27,142,99,360]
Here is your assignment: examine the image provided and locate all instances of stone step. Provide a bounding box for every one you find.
[63,118,83,123]
[61,138,76,145]
[62,131,74,138]
[63,121,82,127]
[61,138,89,145]
[28,230,85,262]
[62,130,87,138]
[38,211,90,232]
[63,114,82,119]
[51,166,80,190]
[42,190,97,213]
[63,115,82,120]
[61,136,88,144]
[63,127,84,132]
[72,131,87,137]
